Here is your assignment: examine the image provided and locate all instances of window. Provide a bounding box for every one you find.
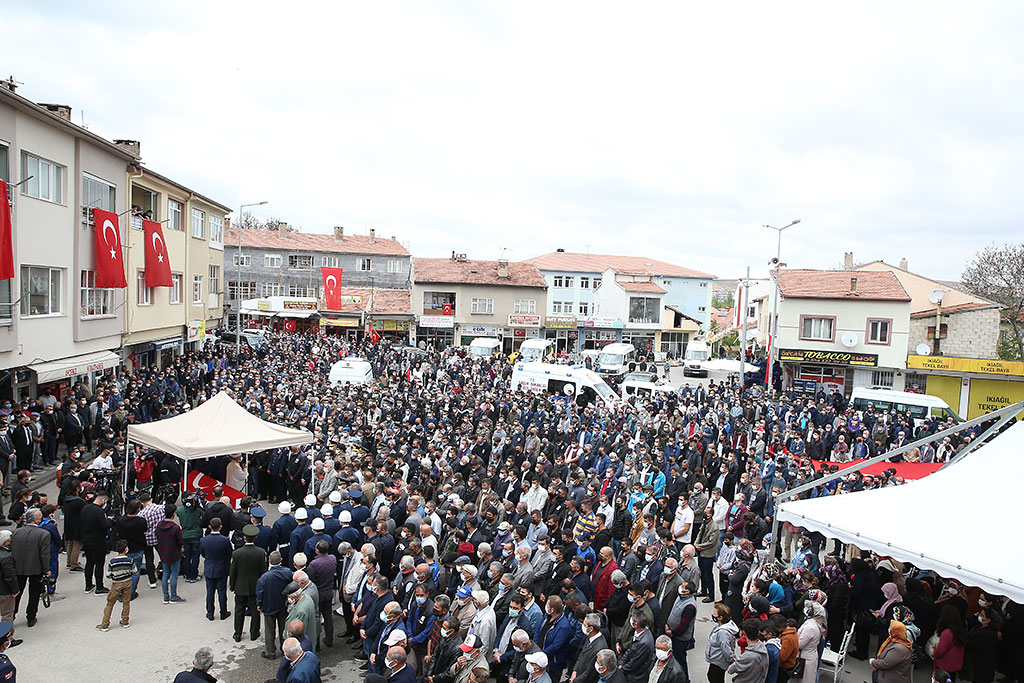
[579,277,590,289]
[82,174,115,224]
[867,318,891,345]
[264,254,282,268]
[208,265,220,295]
[20,266,62,316]
[232,253,251,267]
[628,297,660,324]
[387,259,402,273]
[698,306,706,312]
[800,316,835,341]
[425,292,455,312]
[578,302,590,316]
[322,256,340,268]
[130,186,158,228]
[359,258,372,271]
[552,276,564,288]
[209,216,224,246]
[228,281,257,301]
[747,306,756,318]
[564,276,574,288]
[593,278,601,290]
[167,199,183,231]
[0,280,11,323]
[471,298,494,314]
[136,271,152,306]
[287,284,318,298]
[263,282,282,297]
[700,282,707,288]
[191,208,205,238]
[80,270,114,317]
[514,299,536,314]
[551,301,562,314]
[871,370,895,389]
[288,254,313,269]
[192,274,203,304]
[21,153,63,203]
[170,274,182,304]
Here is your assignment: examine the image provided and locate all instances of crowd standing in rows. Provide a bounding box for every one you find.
[0,330,1019,683]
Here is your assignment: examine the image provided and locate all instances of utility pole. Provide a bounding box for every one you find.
[739,266,751,383]
[763,219,800,391]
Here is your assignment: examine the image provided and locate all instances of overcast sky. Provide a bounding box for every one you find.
[6,1,1022,280]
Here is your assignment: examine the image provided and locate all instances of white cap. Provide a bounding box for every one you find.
[304,494,317,507]
[320,503,333,517]
[329,491,342,503]
[339,511,352,523]
[525,652,548,669]
[472,590,489,605]
[295,508,308,520]
[383,629,407,646]
[278,502,292,515]
[311,517,325,531]
[293,553,307,567]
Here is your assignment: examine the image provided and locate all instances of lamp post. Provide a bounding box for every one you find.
[236,201,268,355]
[764,219,800,390]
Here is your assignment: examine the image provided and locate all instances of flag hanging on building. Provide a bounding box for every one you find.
[92,208,128,288]
[321,266,343,310]
[0,181,13,280]
[143,219,173,286]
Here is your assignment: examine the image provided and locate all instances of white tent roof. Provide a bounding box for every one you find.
[778,420,1024,603]
[127,391,313,460]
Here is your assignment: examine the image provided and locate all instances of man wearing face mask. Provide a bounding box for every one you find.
[617,583,655,653]
[570,612,608,683]
[651,635,686,683]
[635,545,663,586]
[451,586,478,639]
[426,616,462,682]
[618,611,654,683]
[282,581,316,656]
[369,602,404,674]
[535,596,572,683]
[386,646,416,683]
[593,649,625,683]
[467,590,496,655]
[665,580,697,678]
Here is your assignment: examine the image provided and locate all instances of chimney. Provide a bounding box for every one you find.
[113,139,140,157]
[277,222,289,237]
[452,251,456,261]
[843,251,854,269]
[497,259,510,278]
[368,228,376,243]
[333,226,344,241]
[849,277,858,295]
[38,103,72,121]
[899,257,908,270]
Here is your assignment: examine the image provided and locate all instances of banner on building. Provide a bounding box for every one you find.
[545,316,578,329]
[908,354,1024,377]
[779,348,879,367]
[508,314,541,327]
[420,315,454,328]
[809,459,942,480]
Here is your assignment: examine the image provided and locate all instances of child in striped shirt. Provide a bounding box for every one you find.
[97,540,137,631]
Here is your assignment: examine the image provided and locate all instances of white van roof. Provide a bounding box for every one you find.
[469,338,501,348]
[600,343,635,354]
[519,339,552,350]
[850,388,951,408]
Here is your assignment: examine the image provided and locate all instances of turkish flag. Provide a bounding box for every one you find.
[321,266,343,309]
[369,322,381,344]
[143,220,173,286]
[0,181,13,280]
[92,209,128,288]
[283,319,297,332]
[442,303,452,316]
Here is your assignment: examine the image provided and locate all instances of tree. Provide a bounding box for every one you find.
[961,242,1024,360]
[237,211,295,232]
[712,292,734,309]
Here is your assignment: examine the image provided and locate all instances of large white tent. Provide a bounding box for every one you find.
[127,391,313,460]
[777,420,1024,603]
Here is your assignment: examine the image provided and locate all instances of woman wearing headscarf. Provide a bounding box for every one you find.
[849,557,882,660]
[797,599,826,683]
[902,579,936,647]
[870,619,913,683]
[874,583,909,643]
[725,543,753,626]
[821,558,850,653]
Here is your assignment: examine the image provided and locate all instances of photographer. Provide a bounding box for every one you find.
[135,450,156,492]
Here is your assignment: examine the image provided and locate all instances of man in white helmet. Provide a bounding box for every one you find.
[288,508,312,569]
[272,501,296,564]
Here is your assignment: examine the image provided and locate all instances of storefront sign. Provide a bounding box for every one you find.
[508,314,541,327]
[339,295,363,304]
[779,349,878,367]
[320,318,359,327]
[186,320,207,342]
[908,355,1024,377]
[283,300,318,310]
[462,324,499,336]
[545,315,578,329]
[378,320,410,331]
[581,317,625,329]
[420,315,455,328]
[257,300,271,311]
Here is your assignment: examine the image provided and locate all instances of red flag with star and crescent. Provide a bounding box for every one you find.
[321,266,343,310]
[143,219,173,286]
[92,209,128,288]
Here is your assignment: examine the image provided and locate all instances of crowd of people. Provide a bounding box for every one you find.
[0,330,1019,683]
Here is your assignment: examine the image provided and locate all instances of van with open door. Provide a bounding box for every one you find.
[511,362,619,409]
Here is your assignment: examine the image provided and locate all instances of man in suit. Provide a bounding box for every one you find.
[64,407,84,451]
[653,558,682,634]
[571,612,608,683]
[256,550,294,660]
[10,416,33,474]
[200,517,233,621]
[594,648,626,683]
[229,525,268,642]
[281,637,320,682]
[385,646,415,683]
[11,509,50,627]
[0,420,13,501]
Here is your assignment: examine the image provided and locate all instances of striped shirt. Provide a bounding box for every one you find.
[572,511,598,544]
[107,555,137,583]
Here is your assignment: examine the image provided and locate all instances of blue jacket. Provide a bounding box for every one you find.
[282,650,321,683]
[389,664,416,683]
[256,565,294,615]
[200,533,234,579]
[537,613,574,669]
[362,590,395,642]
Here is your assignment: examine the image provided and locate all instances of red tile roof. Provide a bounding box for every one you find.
[618,281,666,293]
[524,252,714,279]
[909,301,997,318]
[322,287,411,315]
[413,258,547,288]
[226,228,409,256]
[776,270,911,302]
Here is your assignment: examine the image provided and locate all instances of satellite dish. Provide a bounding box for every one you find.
[928,289,944,305]
[840,331,858,348]
[915,343,931,356]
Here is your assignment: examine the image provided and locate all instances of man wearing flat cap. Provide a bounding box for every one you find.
[229,524,267,643]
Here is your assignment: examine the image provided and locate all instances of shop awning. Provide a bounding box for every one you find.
[154,336,183,350]
[276,310,315,319]
[30,350,120,383]
[239,309,274,317]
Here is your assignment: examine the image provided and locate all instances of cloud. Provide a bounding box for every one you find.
[6,0,1023,280]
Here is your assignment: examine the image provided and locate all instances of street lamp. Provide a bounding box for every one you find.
[236,201,268,354]
[764,219,801,390]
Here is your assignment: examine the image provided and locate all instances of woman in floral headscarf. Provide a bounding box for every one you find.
[797,598,828,683]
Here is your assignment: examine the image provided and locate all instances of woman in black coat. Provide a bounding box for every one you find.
[821,557,850,652]
[968,607,1002,683]
[848,557,882,659]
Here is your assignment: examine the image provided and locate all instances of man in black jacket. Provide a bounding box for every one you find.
[80,491,112,593]
[0,530,20,638]
[62,480,86,571]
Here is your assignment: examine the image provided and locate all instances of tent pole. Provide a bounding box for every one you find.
[183,459,189,494]
[770,398,1024,560]
[124,436,130,506]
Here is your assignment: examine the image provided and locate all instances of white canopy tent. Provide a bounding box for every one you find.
[126,391,314,497]
[777,420,1024,603]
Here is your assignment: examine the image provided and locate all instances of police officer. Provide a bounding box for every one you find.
[250,506,273,553]
[0,621,17,680]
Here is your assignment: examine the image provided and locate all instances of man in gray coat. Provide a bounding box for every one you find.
[11,509,50,627]
[570,612,608,683]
